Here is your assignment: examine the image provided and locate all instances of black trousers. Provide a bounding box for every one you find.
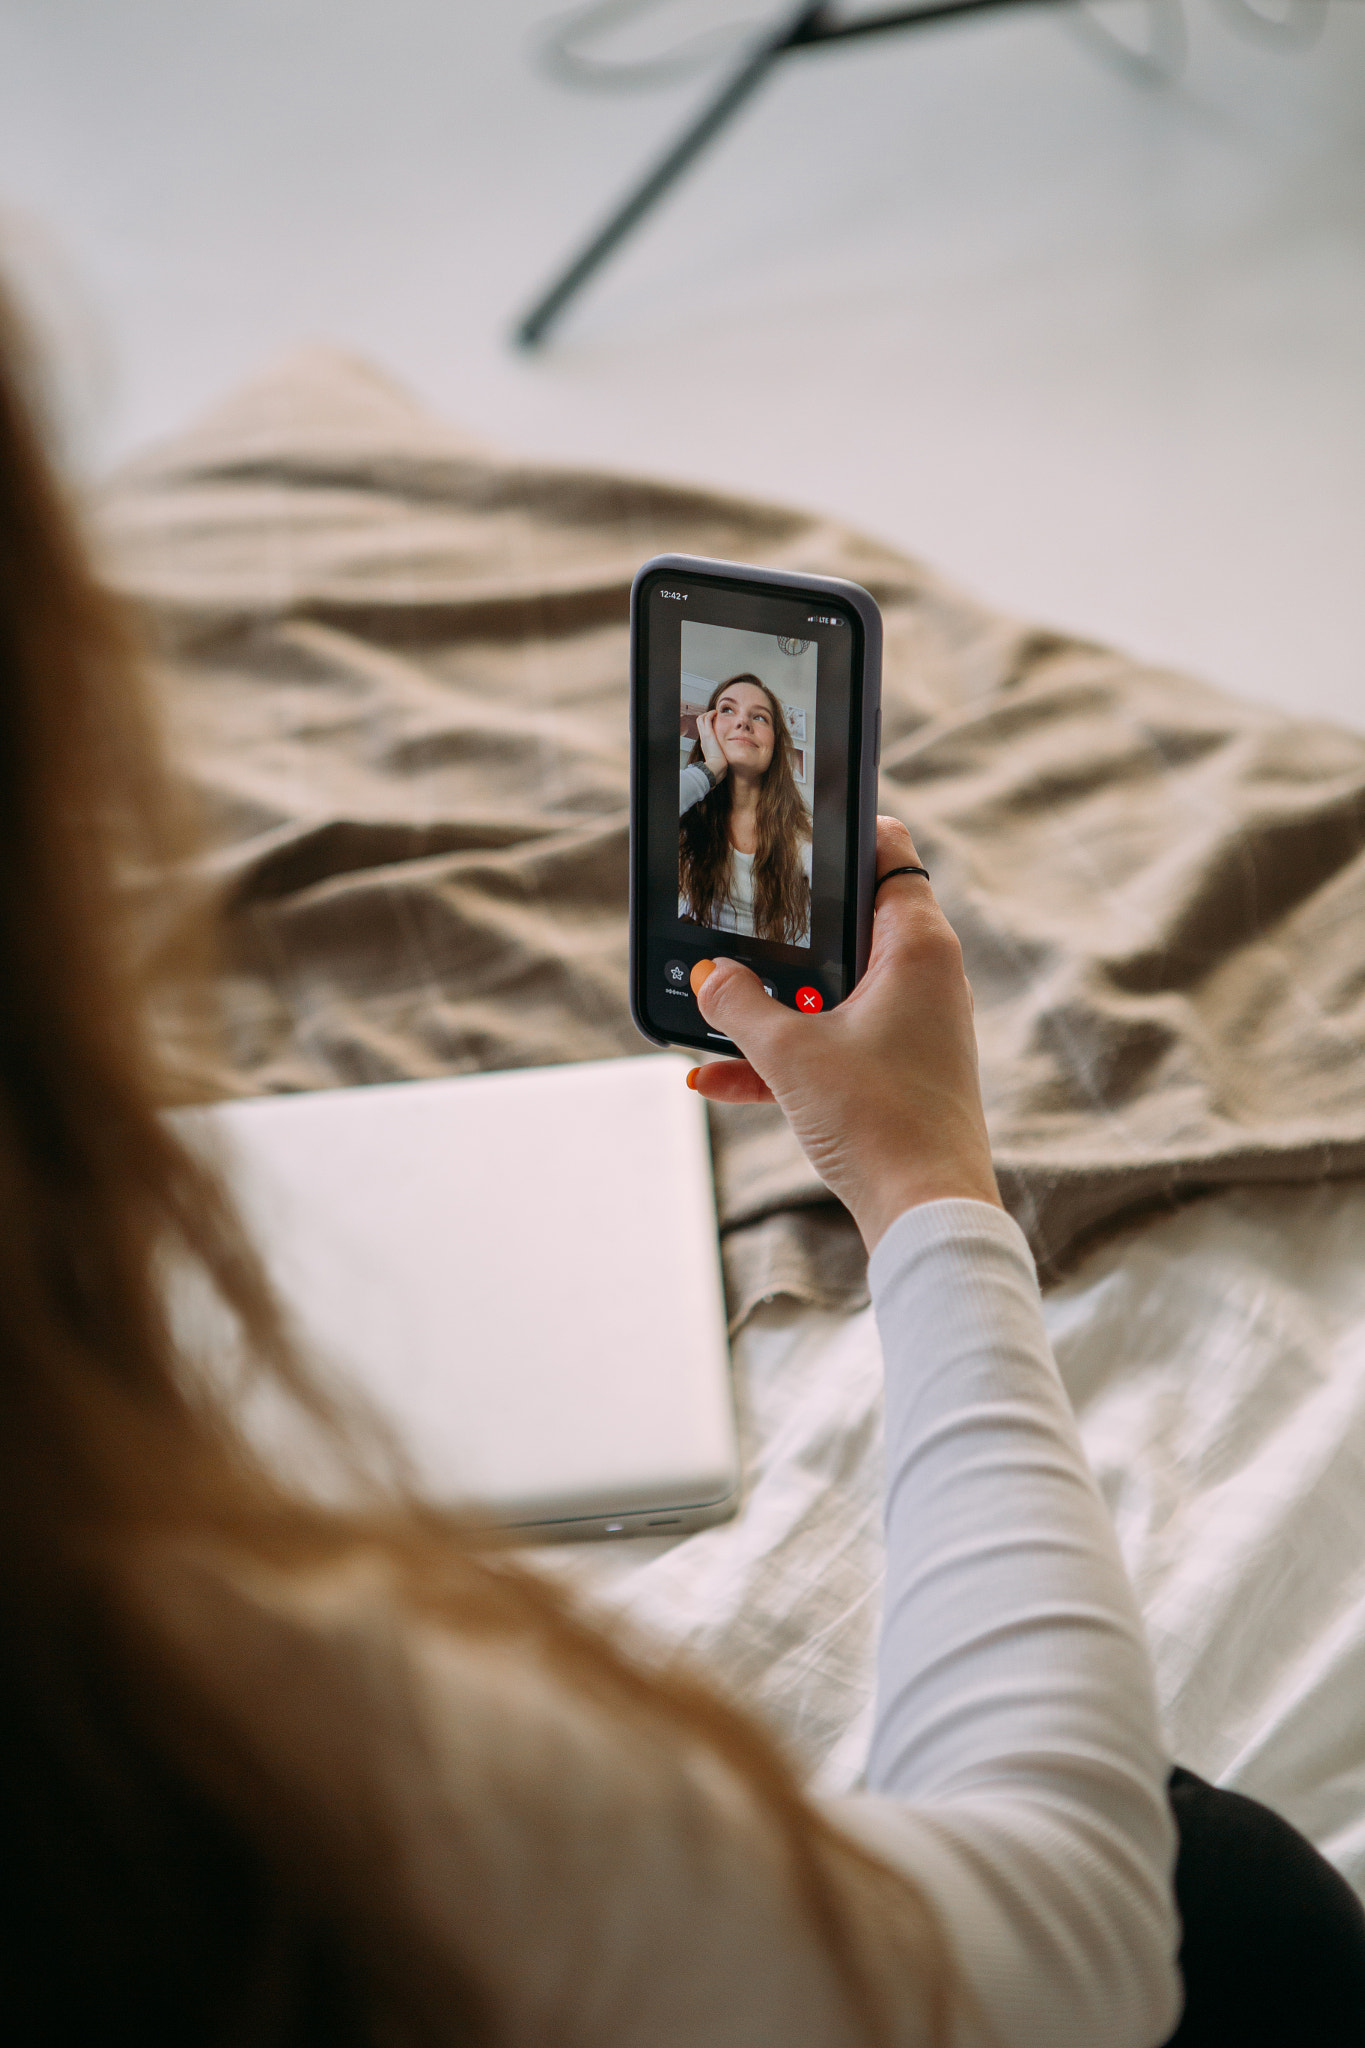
[1164,1767,1365,2046]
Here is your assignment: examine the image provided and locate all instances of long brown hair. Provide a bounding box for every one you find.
[679,674,812,944]
[0,285,947,2045]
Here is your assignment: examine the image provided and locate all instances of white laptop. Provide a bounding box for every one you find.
[187,1055,740,1541]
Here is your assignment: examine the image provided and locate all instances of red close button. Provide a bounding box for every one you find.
[795,986,823,1014]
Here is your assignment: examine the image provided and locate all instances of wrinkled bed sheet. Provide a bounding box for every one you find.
[99,353,1365,1894]
[99,350,1365,1317]
[553,1178,1365,1898]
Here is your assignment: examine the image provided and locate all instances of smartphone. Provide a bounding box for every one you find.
[629,552,882,1057]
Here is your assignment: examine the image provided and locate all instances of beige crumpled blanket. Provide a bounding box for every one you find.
[98,351,1365,1323]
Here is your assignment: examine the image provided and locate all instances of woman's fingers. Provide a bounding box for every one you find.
[677,817,1000,1250]
[876,814,923,865]
[696,709,727,777]
[686,1060,774,1104]
[872,815,934,904]
[866,816,944,972]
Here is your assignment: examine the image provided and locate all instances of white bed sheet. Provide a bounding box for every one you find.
[545,1180,1365,1896]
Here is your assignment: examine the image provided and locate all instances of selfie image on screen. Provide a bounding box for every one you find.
[678,622,816,949]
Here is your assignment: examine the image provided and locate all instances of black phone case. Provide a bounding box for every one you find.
[628,552,883,1053]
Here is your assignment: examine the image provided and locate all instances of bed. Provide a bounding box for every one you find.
[98,348,1365,1895]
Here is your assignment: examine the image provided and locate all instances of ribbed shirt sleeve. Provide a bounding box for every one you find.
[821,1199,1181,2047]
[679,761,712,814]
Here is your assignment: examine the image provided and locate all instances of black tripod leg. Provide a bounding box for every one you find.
[513,3,830,349]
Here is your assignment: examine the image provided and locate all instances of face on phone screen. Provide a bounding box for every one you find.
[633,568,865,1051]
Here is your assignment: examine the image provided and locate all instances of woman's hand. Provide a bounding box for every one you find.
[695,709,728,782]
[687,818,1002,1252]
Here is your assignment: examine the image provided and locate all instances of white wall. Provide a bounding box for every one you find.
[1,1,1363,728]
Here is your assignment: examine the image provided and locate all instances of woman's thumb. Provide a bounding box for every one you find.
[693,958,783,1052]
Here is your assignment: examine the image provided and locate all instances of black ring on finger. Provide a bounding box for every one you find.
[874,863,931,896]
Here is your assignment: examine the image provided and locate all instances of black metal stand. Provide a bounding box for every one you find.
[514,0,1053,348]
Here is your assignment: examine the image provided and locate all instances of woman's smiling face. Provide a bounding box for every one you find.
[714,681,776,774]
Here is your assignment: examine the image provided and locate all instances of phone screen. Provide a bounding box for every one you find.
[632,562,871,1054]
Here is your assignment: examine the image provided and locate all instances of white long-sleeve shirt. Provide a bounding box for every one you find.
[152,1200,1182,2047]
[834,1201,1181,2043]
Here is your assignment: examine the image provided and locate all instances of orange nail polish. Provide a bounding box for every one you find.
[686,1068,701,1090]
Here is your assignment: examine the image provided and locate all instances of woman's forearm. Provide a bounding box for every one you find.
[841,1198,1180,2046]
[868,1201,1163,1800]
